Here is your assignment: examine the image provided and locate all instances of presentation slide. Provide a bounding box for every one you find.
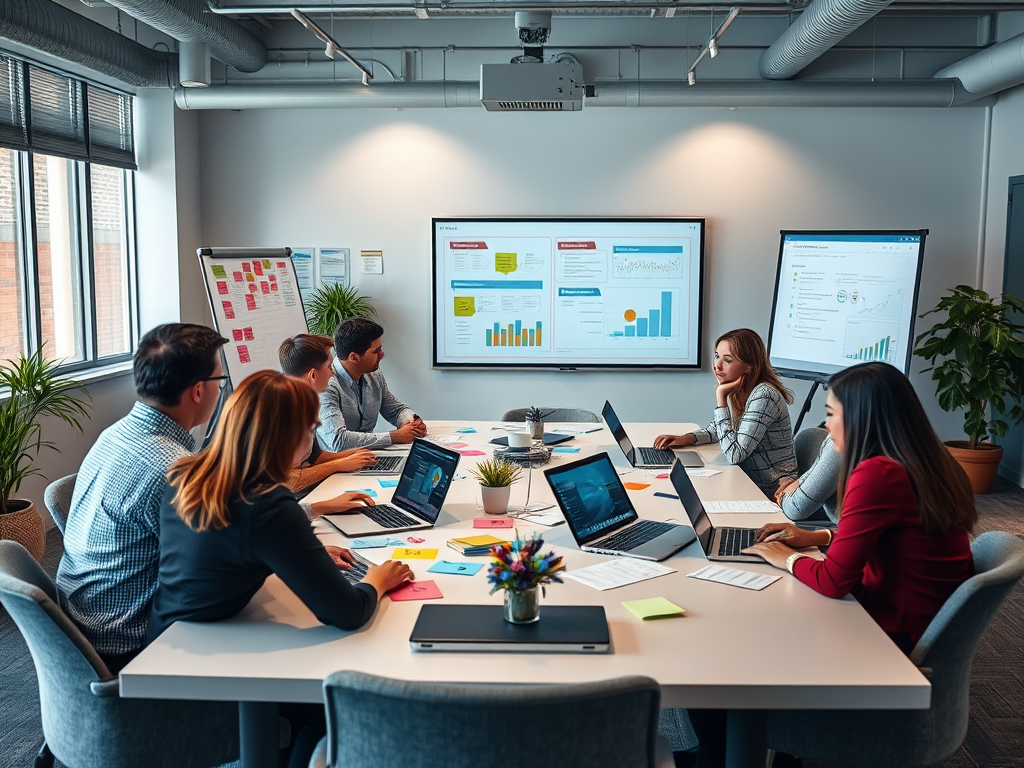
[767,231,927,380]
[432,218,705,369]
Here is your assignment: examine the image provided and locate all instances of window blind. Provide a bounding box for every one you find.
[27,66,87,162]
[87,85,136,170]
[0,55,28,152]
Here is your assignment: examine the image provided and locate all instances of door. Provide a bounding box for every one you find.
[1000,175,1024,482]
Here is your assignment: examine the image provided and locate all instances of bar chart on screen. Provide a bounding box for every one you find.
[843,319,899,363]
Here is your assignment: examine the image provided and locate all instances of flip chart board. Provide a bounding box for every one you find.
[198,247,308,386]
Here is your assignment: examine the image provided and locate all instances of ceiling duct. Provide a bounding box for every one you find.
[102,0,268,72]
[934,32,1024,98]
[759,0,895,80]
[0,0,177,87]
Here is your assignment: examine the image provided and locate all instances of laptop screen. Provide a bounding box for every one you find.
[669,460,714,554]
[601,401,636,464]
[544,453,639,545]
[391,439,460,524]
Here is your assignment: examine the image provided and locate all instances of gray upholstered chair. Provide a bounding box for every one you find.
[0,540,238,768]
[793,427,828,476]
[43,473,76,534]
[768,530,1024,767]
[500,407,602,423]
[309,671,674,768]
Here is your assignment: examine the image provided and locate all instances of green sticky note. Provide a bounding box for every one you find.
[622,597,685,621]
[210,264,227,278]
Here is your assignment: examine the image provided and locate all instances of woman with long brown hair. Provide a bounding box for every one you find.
[146,369,412,646]
[654,328,798,497]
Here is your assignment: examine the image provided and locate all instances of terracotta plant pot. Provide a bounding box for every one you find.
[945,441,1004,495]
[0,499,47,562]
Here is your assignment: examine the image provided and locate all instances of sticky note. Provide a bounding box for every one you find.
[428,561,484,576]
[389,580,443,601]
[494,252,518,275]
[456,427,477,434]
[474,517,514,528]
[458,449,486,457]
[351,489,378,497]
[392,548,438,560]
[655,473,669,479]
[210,264,227,278]
[552,446,580,454]
[348,539,388,549]
[378,479,399,488]
[623,482,651,491]
[448,442,469,449]
[453,297,476,316]
[653,492,679,500]
[622,597,686,620]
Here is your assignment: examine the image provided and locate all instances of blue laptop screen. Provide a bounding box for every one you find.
[546,453,638,544]
[391,440,459,524]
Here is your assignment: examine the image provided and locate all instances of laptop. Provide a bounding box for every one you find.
[324,439,460,537]
[544,453,696,561]
[410,604,610,653]
[355,451,408,476]
[602,400,704,469]
[669,459,761,563]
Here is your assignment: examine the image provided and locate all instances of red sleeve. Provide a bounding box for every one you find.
[792,457,912,598]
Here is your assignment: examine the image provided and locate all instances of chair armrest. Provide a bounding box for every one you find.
[89,679,121,698]
[917,667,933,680]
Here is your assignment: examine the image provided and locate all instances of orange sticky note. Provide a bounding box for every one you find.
[623,482,651,491]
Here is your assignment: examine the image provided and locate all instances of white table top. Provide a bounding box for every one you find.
[120,421,929,710]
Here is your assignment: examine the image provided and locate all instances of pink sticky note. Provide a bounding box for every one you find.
[448,442,469,449]
[458,449,486,456]
[655,473,669,479]
[474,517,514,528]
[389,580,443,602]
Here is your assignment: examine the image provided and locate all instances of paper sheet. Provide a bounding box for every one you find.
[563,559,675,591]
[686,564,782,591]
[704,500,781,514]
[686,469,722,478]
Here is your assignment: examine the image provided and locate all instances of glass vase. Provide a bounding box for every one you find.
[526,418,544,440]
[503,586,540,624]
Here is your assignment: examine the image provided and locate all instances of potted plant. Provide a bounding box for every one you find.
[487,534,564,624]
[0,349,91,560]
[305,284,377,336]
[470,458,522,515]
[524,406,549,440]
[913,285,1024,493]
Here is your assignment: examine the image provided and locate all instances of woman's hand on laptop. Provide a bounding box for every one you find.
[330,449,378,473]
[741,540,794,569]
[653,433,697,450]
[754,522,829,550]
[364,560,414,598]
[324,546,356,570]
[315,492,377,517]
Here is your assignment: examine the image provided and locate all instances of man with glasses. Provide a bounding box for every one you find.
[318,318,426,451]
[57,323,227,672]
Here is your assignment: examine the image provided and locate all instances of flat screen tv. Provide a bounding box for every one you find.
[767,230,927,381]
[432,217,705,369]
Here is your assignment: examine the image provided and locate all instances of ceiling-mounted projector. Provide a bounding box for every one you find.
[480,61,583,112]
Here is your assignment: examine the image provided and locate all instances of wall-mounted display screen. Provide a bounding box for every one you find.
[432,218,705,369]
[767,230,927,381]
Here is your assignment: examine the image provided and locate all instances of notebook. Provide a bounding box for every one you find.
[602,400,704,469]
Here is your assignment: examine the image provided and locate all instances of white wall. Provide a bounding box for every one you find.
[197,105,985,434]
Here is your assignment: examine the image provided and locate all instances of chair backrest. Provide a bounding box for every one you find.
[44,473,77,534]
[793,427,828,476]
[500,407,602,423]
[908,530,1024,759]
[321,671,661,768]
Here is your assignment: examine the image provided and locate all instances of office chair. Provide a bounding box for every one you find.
[0,540,238,768]
[310,671,674,768]
[500,407,602,423]
[768,530,1024,767]
[793,427,828,476]
[43,473,76,535]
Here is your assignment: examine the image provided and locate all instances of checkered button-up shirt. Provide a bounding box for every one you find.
[56,402,196,657]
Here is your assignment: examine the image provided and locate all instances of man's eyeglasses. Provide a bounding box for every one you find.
[202,375,230,390]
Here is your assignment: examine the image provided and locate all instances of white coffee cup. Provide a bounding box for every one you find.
[507,431,532,449]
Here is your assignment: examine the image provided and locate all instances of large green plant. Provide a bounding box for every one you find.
[305,284,377,336]
[913,285,1024,449]
[0,350,91,514]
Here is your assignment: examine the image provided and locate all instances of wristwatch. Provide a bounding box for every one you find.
[786,552,806,574]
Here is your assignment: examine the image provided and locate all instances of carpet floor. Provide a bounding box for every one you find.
[3,478,1024,767]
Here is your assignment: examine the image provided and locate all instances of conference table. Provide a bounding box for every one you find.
[119,422,929,768]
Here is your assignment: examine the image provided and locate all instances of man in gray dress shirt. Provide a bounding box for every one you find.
[317,318,426,451]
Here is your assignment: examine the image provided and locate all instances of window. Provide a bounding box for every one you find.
[0,52,137,370]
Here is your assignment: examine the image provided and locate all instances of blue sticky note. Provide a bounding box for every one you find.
[348,539,388,549]
[456,427,477,434]
[351,488,378,497]
[653,492,679,500]
[378,479,399,488]
[552,446,581,454]
[428,561,484,576]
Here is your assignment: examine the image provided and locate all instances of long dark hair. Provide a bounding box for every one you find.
[716,329,793,425]
[829,362,976,535]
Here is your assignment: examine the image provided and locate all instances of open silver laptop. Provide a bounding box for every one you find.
[323,439,460,537]
[544,453,695,561]
[355,451,408,476]
[602,400,703,469]
[669,459,761,562]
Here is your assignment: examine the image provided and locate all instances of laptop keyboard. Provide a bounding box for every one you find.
[363,503,419,529]
[364,455,403,473]
[717,527,757,557]
[595,519,676,552]
[339,553,371,585]
[637,446,676,466]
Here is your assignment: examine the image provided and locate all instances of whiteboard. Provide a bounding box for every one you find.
[198,247,308,386]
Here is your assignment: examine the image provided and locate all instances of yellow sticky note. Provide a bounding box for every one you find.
[623,482,651,491]
[622,597,685,621]
[494,252,518,275]
[392,548,439,560]
[453,297,476,317]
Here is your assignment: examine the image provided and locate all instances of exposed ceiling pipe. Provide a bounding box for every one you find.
[102,0,268,72]
[759,0,895,80]
[174,78,994,110]
[0,0,177,87]
[934,32,1024,98]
